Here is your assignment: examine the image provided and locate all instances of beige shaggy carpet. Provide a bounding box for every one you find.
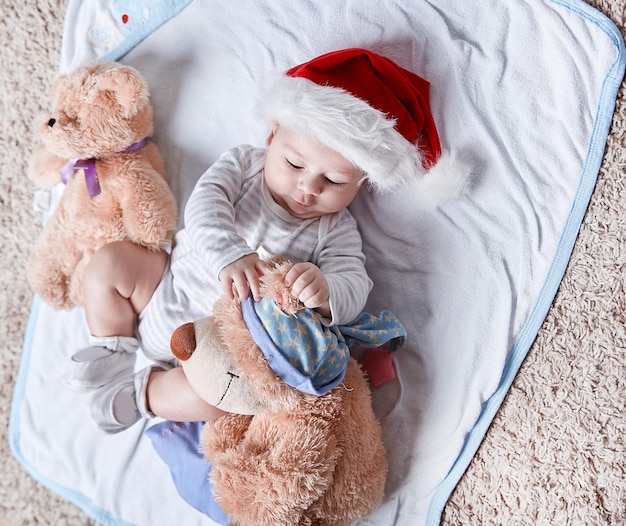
[1,1,624,524]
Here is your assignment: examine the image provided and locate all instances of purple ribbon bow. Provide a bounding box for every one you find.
[59,138,149,199]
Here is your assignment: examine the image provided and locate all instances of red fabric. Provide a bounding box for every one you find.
[287,48,442,167]
[361,347,396,387]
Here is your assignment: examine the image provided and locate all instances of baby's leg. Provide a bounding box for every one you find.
[146,367,228,421]
[71,242,226,432]
[83,240,168,337]
[89,366,227,434]
[64,241,167,405]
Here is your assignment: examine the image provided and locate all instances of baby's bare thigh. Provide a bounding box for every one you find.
[89,240,169,312]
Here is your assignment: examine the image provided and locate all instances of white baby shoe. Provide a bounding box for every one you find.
[89,364,169,434]
[64,345,138,391]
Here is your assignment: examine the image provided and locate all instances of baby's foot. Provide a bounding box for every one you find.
[63,346,137,391]
[89,371,140,433]
[88,365,167,434]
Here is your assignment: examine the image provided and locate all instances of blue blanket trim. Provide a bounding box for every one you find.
[100,0,194,63]
[425,0,626,523]
[9,1,625,525]
[8,296,134,526]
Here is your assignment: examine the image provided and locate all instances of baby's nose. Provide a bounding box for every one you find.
[299,175,322,196]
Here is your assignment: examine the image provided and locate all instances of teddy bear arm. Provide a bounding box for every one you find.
[27,215,85,309]
[28,144,67,188]
[208,413,341,526]
[200,414,253,459]
[113,160,178,249]
[144,141,167,180]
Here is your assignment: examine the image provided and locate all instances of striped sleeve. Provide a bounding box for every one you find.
[315,210,373,325]
[183,146,265,277]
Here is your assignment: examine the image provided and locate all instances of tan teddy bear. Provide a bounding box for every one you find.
[26,61,177,309]
[166,259,408,526]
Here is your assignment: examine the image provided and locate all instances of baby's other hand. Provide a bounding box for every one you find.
[218,254,269,301]
[284,262,330,318]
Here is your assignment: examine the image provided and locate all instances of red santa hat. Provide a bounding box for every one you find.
[259,48,469,206]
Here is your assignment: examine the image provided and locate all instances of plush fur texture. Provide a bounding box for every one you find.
[170,261,388,526]
[258,257,303,315]
[26,61,177,309]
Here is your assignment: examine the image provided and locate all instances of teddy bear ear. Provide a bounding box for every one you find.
[96,64,150,119]
[258,256,304,315]
[49,76,62,101]
[49,69,75,105]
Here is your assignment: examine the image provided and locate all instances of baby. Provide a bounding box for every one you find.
[65,48,468,432]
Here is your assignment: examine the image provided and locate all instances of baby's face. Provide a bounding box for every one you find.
[264,124,363,219]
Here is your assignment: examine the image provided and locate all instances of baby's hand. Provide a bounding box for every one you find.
[218,254,269,301]
[285,262,331,318]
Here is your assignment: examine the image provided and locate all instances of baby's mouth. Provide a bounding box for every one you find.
[292,195,314,209]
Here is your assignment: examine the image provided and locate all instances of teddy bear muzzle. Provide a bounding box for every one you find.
[170,322,196,361]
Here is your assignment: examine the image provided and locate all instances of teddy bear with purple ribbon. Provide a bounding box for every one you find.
[26,61,177,309]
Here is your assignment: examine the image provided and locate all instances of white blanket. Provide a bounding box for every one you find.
[10,1,625,525]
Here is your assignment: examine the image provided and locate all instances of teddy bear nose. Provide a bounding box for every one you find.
[170,322,196,361]
[48,118,56,127]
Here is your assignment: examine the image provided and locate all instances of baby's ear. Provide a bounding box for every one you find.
[265,122,280,147]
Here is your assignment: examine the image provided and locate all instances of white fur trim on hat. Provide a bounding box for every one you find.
[259,75,469,206]
[411,151,470,208]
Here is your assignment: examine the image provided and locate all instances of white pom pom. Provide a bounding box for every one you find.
[413,151,471,208]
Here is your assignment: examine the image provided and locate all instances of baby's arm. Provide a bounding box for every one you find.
[184,146,263,283]
[312,210,373,324]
